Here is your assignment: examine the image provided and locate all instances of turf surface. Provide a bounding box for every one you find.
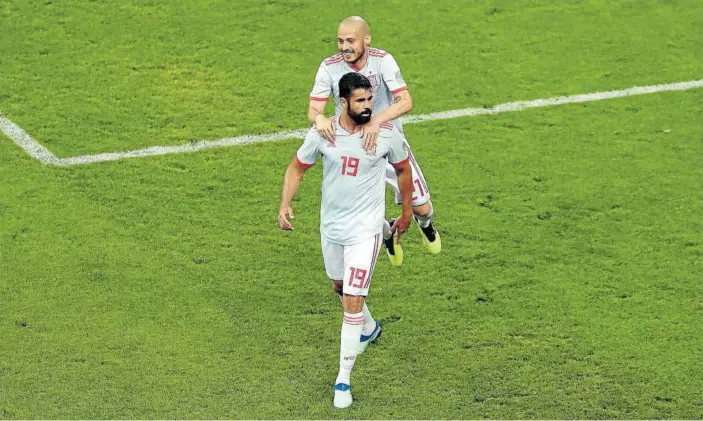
[1,0,701,418]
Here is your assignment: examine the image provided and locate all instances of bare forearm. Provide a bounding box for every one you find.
[374,96,412,124]
[308,102,328,126]
[395,167,414,217]
[281,163,304,208]
[307,109,323,126]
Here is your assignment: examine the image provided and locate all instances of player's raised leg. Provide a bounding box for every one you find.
[412,199,441,254]
[403,140,441,253]
[384,140,441,257]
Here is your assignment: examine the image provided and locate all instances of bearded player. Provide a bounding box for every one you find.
[280,73,414,408]
[308,16,441,267]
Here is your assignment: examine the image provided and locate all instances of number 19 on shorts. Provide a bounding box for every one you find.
[348,267,370,289]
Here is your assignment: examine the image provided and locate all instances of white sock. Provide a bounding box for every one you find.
[414,203,434,228]
[338,295,374,337]
[336,311,363,385]
[361,303,376,336]
[415,214,431,228]
[382,219,393,240]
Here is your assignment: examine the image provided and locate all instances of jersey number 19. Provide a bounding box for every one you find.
[341,156,359,176]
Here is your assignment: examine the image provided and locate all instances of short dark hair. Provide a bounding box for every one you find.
[339,72,372,100]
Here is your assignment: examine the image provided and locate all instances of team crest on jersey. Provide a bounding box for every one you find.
[367,73,380,93]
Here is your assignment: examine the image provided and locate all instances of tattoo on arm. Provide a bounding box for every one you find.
[393,95,402,104]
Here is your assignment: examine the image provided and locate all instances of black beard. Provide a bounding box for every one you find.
[349,109,372,125]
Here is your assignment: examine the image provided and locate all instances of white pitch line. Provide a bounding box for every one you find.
[58,128,310,166]
[0,112,60,165]
[2,79,702,166]
[402,79,703,124]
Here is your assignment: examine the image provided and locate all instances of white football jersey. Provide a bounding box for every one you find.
[310,48,408,131]
[296,116,409,245]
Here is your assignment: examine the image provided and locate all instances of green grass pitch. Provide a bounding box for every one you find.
[0,0,701,418]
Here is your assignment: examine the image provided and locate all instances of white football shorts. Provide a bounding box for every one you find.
[321,233,383,297]
[385,132,430,207]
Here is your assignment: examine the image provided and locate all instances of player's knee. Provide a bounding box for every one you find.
[331,280,343,295]
[413,201,432,217]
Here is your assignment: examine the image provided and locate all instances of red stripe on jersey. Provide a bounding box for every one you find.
[391,86,408,95]
[368,48,388,57]
[324,56,343,66]
[309,96,329,101]
[391,156,410,168]
[324,53,342,64]
[379,122,393,130]
[295,156,314,169]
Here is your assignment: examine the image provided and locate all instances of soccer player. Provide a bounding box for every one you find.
[308,16,441,267]
[279,73,413,408]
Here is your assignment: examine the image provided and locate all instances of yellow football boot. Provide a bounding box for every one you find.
[415,217,441,254]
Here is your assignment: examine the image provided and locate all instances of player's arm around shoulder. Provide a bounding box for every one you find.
[390,88,412,114]
[362,54,413,151]
[308,62,336,142]
[381,53,413,114]
[308,98,328,125]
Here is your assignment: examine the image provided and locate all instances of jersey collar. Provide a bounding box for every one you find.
[334,116,363,136]
[345,48,368,72]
